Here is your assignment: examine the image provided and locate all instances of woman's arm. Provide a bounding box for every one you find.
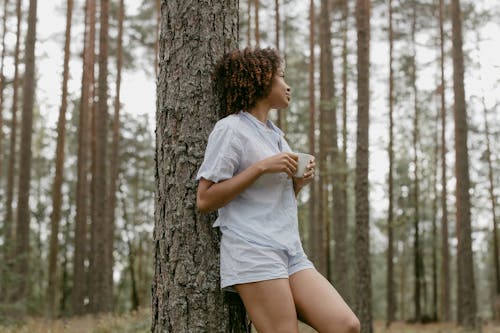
[196,152,299,213]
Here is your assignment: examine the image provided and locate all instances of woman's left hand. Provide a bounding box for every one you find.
[293,158,316,191]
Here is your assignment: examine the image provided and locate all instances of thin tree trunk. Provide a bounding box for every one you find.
[451,0,477,327]
[354,0,372,332]
[451,0,476,327]
[481,97,500,316]
[90,0,111,313]
[307,0,317,259]
[47,0,74,318]
[386,0,396,326]
[106,0,125,310]
[155,0,160,77]
[0,0,8,181]
[410,2,422,322]
[316,0,334,280]
[254,0,260,46]
[336,0,351,304]
[120,188,139,311]
[152,0,249,331]
[247,0,252,46]
[59,207,72,316]
[275,0,283,129]
[1,0,22,302]
[431,99,439,322]
[73,0,95,315]
[438,0,450,321]
[13,0,38,309]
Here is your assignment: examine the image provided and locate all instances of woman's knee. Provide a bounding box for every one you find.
[320,313,360,333]
[346,315,361,333]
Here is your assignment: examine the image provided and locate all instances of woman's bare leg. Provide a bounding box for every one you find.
[233,278,299,333]
[289,268,360,333]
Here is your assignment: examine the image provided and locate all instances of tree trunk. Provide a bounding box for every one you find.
[386,0,396,326]
[59,207,72,316]
[13,0,38,310]
[331,0,349,299]
[275,0,283,130]
[0,0,8,182]
[431,102,439,322]
[438,0,451,322]
[336,0,351,304]
[120,192,139,311]
[482,98,500,315]
[316,0,339,280]
[410,2,422,322]
[155,0,160,77]
[106,0,125,310]
[73,0,95,315]
[451,0,477,327]
[354,0,372,332]
[1,0,22,302]
[247,0,252,46]
[89,0,111,313]
[254,0,260,46]
[152,1,249,332]
[307,0,317,259]
[47,0,74,318]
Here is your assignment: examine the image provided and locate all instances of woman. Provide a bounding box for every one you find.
[196,47,360,333]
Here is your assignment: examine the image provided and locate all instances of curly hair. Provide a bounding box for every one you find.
[212,47,283,117]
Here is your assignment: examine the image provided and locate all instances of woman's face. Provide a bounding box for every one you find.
[267,67,291,109]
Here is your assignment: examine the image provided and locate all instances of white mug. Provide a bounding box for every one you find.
[293,152,314,178]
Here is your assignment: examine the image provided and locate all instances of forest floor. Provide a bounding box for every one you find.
[0,308,499,333]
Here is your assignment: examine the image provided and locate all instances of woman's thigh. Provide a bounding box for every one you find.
[289,268,360,333]
[234,278,299,333]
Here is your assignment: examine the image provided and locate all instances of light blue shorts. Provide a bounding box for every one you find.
[220,228,316,293]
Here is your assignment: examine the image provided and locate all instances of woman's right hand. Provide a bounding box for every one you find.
[256,152,298,178]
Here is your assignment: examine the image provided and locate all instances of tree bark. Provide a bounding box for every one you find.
[431,99,439,322]
[247,0,252,46]
[152,1,249,332]
[106,0,125,310]
[307,0,317,260]
[438,0,451,322]
[13,0,38,309]
[481,98,500,316]
[155,0,160,77]
[317,0,334,278]
[254,0,260,46]
[275,0,283,130]
[89,0,112,313]
[451,0,477,327]
[336,0,351,304]
[0,0,8,183]
[354,0,372,332]
[386,0,396,326]
[47,0,74,318]
[410,2,422,322]
[1,0,22,302]
[73,0,95,315]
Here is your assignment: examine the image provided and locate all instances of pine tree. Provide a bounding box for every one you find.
[47,0,74,318]
[152,0,249,331]
[354,0,373,332]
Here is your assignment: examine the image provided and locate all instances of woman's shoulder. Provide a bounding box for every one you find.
[213,112,244,133]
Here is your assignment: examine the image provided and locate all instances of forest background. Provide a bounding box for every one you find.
[0,0,499,332]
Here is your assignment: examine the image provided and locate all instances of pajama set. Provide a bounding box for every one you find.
[195,110,315,293]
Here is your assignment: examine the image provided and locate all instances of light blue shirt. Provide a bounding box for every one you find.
[196,111,302,255]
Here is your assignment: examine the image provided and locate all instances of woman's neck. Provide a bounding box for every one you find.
[248,101,271,124]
